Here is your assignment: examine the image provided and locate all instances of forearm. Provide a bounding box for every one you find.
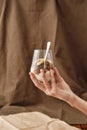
[68,93,87,115]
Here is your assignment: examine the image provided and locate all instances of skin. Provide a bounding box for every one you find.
[29,67,87,115]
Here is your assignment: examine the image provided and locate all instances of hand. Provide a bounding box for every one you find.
[29,67,87,115]
[29,67,74,103]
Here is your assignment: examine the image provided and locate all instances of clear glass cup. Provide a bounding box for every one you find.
[30,50,54,81]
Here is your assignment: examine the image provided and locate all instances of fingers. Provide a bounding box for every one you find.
[40,69,51,91]
[29,72,45,91]
[50,69,56,84]
[54,67,63,82]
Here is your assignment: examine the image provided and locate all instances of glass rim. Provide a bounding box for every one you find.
[33,49,52,51]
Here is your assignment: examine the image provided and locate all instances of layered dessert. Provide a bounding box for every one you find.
[31,58,53,81]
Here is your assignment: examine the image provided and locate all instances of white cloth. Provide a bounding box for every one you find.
[0,112,80,130]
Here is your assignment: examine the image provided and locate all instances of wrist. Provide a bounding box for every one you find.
[66,92,77,107]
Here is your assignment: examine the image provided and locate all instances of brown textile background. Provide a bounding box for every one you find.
[0,0,87,124]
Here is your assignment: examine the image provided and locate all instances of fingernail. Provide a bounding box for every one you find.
[51,69,54,74]
[40,69,43,72]
[30,73,33,77]
[50,69,52,74]
[50,69,53,72]
[29,72,33,76]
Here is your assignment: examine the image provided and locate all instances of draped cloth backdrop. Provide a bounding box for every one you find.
[0,0,87,124]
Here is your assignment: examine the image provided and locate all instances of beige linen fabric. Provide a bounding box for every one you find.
[0,112,80,130]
